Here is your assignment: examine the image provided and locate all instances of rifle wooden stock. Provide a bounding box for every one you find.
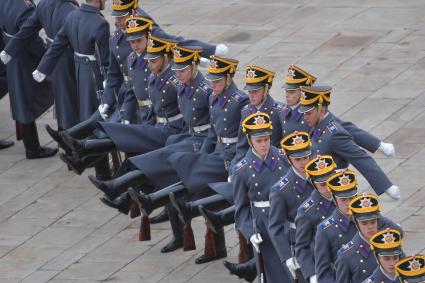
[139,215,151,241]
[203,224,216,257]
[110,151,121,176]
[130,201,140,218]
[238,230,249,263]
[183,223,196,251]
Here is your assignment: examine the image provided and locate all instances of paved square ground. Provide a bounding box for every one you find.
[0,0,424,282]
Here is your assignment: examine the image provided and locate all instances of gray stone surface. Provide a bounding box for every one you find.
[0,0,424,282]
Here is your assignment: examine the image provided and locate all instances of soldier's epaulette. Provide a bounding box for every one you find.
[302,199,315,213]
[273,102,284,112]
[319,217,335,230]
[274,176,289,192]
[326,122,338,135]
[365,276,376,283]
[232,159,248,174]
[168,74,179,86]
[338,241,354,255]
[231,91,246,102]
[278,149,285,157]
[198,81,212,94]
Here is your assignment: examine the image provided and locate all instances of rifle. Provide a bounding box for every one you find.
[250,202,266,283]
[289,226,299,283]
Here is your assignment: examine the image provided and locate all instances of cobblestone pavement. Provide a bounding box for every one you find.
[0,0,425,282]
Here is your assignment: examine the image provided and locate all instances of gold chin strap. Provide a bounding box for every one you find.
[263,84,269,98]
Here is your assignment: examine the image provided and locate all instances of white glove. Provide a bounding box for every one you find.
[98,104,110,120]
[214,43,229,56]
[378,141,395,157]
[385,185,400,200]
[32,70,46,83]
[286,257,300,279]
[199,57,209,68]
[102,80,107,89]
[309,274,318,283]
[249,233,263,253]
[121,119,130,124]
[227,175,232,182]
[0,50,11,64]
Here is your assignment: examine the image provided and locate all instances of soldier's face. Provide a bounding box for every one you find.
[211,77,226,95]
[250,135,271,158]
[130,36,147,54]
[357,218,378,239]
[335,196,356,215]
[248,88,265,107]
[148,56,165,74]
[285,89,301,107]
[303,108,319,128]
[175,66,193,84]
[115,15,128,30]
[289,155,310,174]
[378,255,400,276]
[314,181,332,198]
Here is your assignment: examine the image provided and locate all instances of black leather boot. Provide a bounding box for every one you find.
[199,205,235,234]
[149,207,169,224]
[45,124,71,152]
[88,170,145,199]
[128,182,187,216]
[0,139,13,150]
[195,227,227,264]
[99,192,132,215]
[60,153,102,175]
[65,117,96,139]
[61,133,115,159]
[160,204,184,253]
[22,121,58,159]
[223,258,257,282]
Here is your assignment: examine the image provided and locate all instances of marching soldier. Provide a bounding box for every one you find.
[294,155,337,283]
[0,0,57,159]
[268,131,314,282]
[281,65,395,156]
[234,112,292,282]
[362,228,403,283]
[88,45,213,253]
[33,0,109,122]
[335,194,403,283]
[231,65,285,168]
[298,85,401,199]
[395,255,425,283]
[1,0,79,130]
[314,170,359,283]
[0,37,13,150]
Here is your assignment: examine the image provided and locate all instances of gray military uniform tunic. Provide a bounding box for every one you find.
[310,113,392,195]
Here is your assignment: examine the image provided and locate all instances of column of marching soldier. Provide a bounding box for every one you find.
[0,0,424,283]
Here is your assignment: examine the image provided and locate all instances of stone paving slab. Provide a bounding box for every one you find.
[0,0,425,282]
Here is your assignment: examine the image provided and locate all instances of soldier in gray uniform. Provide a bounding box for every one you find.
[234,112,291,283]
[281,65,395,157]
[362,228,403,283]
[0,0,57,159]
[294,155,337,283]
[0,37,14,150]
[268,131,314,283]
[298,85,401,200]
[33,0,110,122]
[335,194,403,283]
[395,255,425,283]
[314,170,360,283]
[1,0,79,130]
